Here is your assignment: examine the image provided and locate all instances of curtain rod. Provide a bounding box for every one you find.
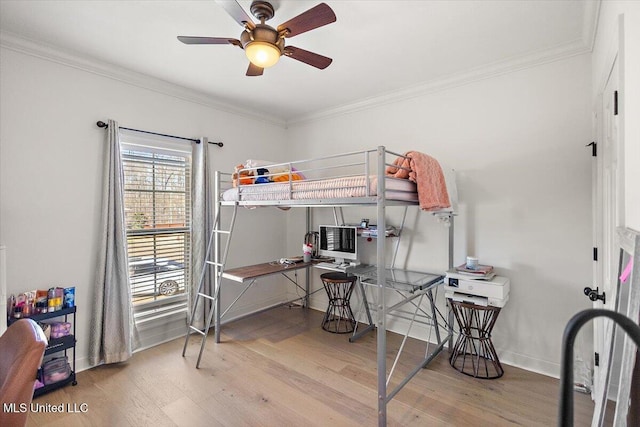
[96,121,223,147]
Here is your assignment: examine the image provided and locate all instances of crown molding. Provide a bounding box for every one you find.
[582,0,602,52]
[287,38,591,127]
[288,1,601,127]
[0,31,287,128]
[2,0,600,130]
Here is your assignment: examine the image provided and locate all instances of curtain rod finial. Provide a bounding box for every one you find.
[96,121,108,128]
[209,141,224,147]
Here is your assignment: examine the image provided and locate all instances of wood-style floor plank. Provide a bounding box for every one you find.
[27,306,595,426]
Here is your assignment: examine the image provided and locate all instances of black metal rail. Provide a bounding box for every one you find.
[559,308,640,426]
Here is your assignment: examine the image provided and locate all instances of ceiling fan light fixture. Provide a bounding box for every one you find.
[245,41,281,68]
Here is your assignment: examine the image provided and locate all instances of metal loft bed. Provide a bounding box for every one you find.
[182,146,457,427]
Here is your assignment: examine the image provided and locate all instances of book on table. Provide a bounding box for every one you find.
[452,263,495,279]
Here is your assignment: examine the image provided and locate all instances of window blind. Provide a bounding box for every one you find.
[121,145,191,309]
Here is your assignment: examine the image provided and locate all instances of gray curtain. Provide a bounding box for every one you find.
[190,137,213,329]
[89,119,135,365]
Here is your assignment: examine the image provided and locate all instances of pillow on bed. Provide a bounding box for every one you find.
[244,159,287,174]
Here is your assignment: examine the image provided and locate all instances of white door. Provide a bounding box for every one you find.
[592,56,623,425]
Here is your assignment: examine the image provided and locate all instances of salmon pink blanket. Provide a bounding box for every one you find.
[386,151,451,211]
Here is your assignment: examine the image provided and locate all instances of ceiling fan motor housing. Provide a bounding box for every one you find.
[241,24,284,53]
[250,1,275,22]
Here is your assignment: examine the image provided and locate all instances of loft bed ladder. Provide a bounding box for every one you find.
[182,193,238,368]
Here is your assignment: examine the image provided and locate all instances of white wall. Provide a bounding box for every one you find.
[286,53,594,377]
[592,1,640,232]
[0,48,289,370]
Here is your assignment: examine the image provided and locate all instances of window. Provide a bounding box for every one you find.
[120,135,191,325]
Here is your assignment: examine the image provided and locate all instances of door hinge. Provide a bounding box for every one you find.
[586,141,597,157]
[595,352,600,367]
[593,247,598,261]
[614,90,618,115]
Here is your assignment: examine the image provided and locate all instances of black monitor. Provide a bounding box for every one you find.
[318,225,358,264]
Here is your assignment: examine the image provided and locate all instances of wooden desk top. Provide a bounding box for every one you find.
[222,261,315,283]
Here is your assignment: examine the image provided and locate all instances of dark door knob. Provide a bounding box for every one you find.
[584,286,606,304]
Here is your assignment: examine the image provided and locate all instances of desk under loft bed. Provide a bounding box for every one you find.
[182,146,458,427]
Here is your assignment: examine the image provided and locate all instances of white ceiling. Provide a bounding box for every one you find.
[0,0,598,125]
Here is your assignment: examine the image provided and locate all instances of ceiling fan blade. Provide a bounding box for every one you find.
[215,0,256,30]
[277,3,336,38]
[177,36,241,47]
[284,46,332,69]
[246,62,264,76]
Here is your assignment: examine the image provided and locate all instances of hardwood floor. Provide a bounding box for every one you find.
[27,306,595,426]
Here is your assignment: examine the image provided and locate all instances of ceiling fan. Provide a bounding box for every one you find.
[178,0,336,76]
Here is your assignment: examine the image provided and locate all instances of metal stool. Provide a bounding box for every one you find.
[320,272,357,334]
[448,299,504,379]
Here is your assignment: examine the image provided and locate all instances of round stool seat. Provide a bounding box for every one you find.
[320,272,357,334]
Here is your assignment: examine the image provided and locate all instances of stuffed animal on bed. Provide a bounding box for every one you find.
[232,164,254,187]
[233,160,306,187]
[255,168,270,184]
[272,172,304,182]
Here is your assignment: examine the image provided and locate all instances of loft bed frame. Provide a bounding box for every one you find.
[183,146,456,426]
